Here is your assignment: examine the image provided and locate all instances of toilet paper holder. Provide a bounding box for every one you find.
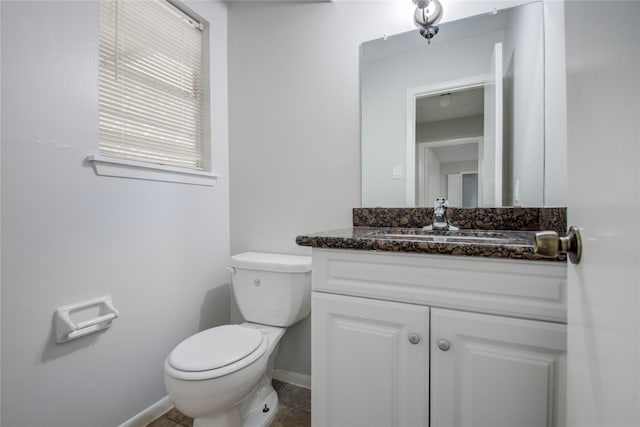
[54,296,120,344]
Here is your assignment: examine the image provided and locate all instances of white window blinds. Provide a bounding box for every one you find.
[99,0,205,170]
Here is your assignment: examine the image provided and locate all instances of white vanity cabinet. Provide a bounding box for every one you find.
[311,248,567,427]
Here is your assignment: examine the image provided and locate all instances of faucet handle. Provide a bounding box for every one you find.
[434,197,449,209]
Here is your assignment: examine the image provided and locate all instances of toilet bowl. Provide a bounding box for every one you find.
[164,252,312,427]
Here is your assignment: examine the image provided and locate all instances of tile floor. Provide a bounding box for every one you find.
[146,380,310,427]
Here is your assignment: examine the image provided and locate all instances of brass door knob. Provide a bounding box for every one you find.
[534,225,583,264]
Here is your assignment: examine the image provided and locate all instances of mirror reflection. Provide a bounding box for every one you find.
[415,87,483,208]
[361,2,544,208]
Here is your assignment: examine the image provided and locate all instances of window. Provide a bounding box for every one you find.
[91,0,216,185]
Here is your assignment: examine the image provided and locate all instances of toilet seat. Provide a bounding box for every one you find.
[165,325,268,381]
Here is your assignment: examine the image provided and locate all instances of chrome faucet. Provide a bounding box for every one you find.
[423,197,459,231]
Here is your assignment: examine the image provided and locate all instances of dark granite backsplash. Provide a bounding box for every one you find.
[353,207,566,233]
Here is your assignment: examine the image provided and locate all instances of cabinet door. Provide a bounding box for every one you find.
[431,308,567,427]
[312,292,430,427]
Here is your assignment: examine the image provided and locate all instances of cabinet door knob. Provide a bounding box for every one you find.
[438,339,451,351]
[408,333,421,344]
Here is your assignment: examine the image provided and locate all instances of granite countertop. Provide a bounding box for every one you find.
[296,227,566,262]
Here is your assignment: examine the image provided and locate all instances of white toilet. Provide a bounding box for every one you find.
[164,252,312,427]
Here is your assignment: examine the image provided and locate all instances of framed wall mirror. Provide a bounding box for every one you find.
[361,1,544,208]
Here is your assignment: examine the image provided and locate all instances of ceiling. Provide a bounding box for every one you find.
[415,86,484,124]
[431,142,479,163]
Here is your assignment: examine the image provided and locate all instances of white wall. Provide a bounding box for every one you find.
[228,0,430,380]
[0,1,230,426]
[228,0,567,379]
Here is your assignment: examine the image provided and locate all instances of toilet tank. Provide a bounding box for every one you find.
[229,252,312,327]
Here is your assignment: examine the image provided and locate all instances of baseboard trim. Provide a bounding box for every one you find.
[273,369,311,389]
[118,395,173,427]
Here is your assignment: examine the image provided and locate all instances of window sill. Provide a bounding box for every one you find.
[86,154,219,187]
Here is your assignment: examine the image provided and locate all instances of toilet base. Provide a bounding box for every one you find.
[191,381,279,427]
[244,387,278,427]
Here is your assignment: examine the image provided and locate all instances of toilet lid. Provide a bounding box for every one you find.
[168,325,265,372]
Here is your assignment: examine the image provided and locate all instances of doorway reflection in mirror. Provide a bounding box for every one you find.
[415,87,483,208]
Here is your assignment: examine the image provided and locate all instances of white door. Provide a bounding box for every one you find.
[431,308,567,427]
[564,2,640,426]
[311,292,430,427]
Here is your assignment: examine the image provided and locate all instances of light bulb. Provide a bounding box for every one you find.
[439,93,451,108]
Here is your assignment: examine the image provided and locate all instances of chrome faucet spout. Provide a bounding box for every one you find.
[423,197,459,231]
